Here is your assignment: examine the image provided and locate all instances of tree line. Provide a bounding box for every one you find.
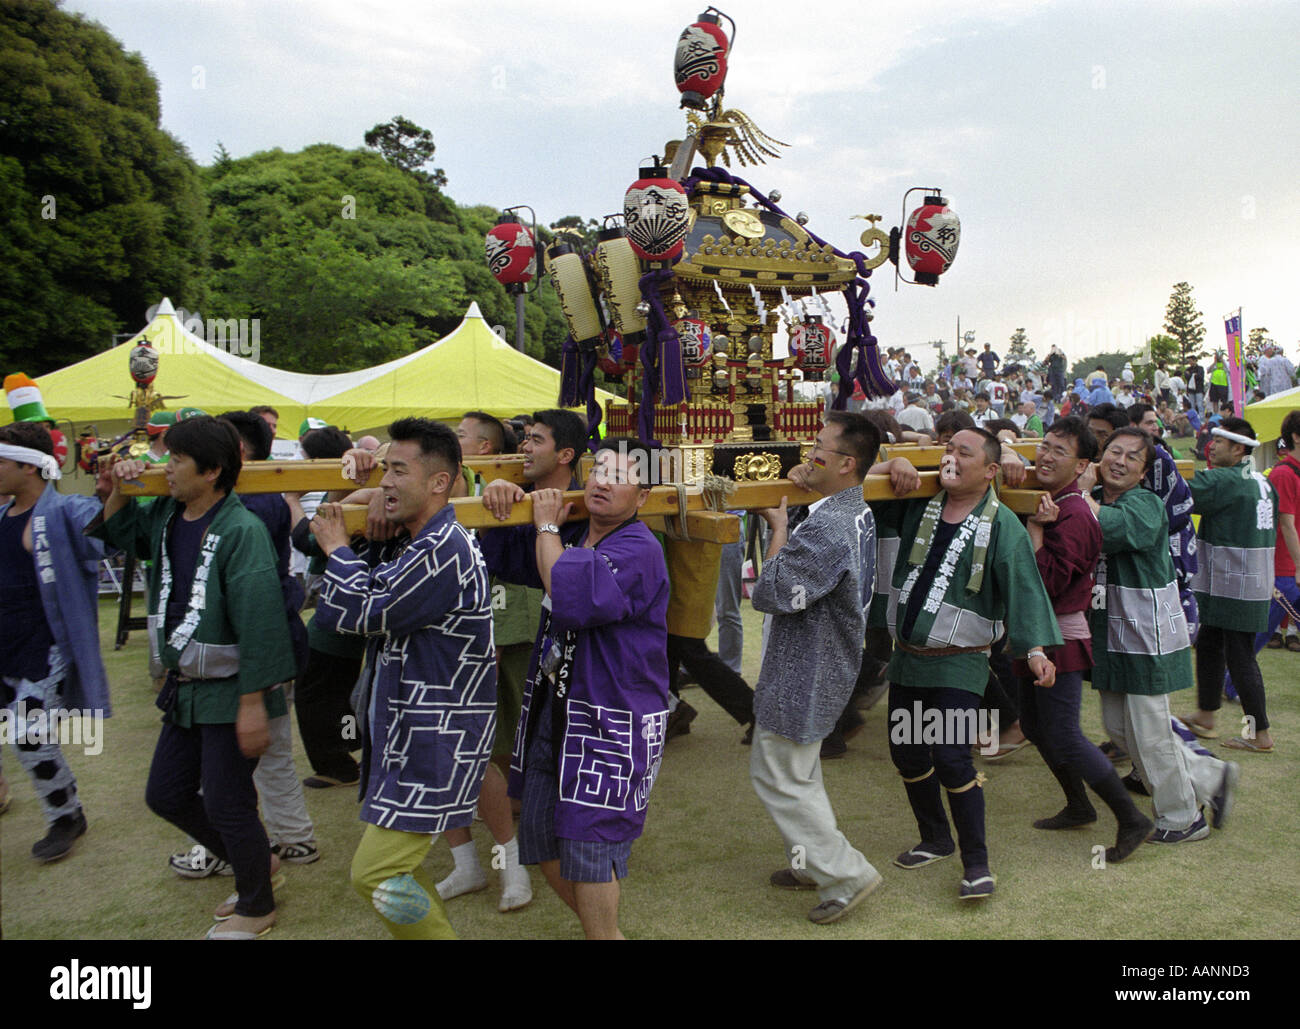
[1,1,590,378]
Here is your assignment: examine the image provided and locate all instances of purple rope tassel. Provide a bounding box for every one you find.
[637,267,690,444]
[558,332,603,448]
[558,335,581,408]
[578,352,603,451]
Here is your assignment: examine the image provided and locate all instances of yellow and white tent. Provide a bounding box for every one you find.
[2,298,304,434]
[3,299,610,437]
[310,307,616,430]
[1246,384,1300,444]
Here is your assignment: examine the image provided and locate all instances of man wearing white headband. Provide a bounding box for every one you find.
[1184,417,1278,753]
[0,421,110,861]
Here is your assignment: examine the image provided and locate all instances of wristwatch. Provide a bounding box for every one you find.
[537,523,561,535]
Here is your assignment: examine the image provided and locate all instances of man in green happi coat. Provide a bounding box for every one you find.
[876,428,1061,900]
[1183,417,1278,753]
[1084,427,1238,844]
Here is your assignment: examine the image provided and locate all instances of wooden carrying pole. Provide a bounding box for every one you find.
[117,457,1196,534]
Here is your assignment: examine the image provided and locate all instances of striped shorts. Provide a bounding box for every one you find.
[517,723,632,882]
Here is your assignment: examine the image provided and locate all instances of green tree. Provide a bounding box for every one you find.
[0,0,209,373]
[205,147,576,371]
[364,116,447,188]
[1135,333,1179,384]
[547,215,601,252]
[1006,327,1035,367]
[1162,282,1206,366]
[213,141,233,175]
[1069,352,1132,384]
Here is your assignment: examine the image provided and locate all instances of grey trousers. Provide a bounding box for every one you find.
[1099,690,1223,831]
[750,726,878,903]
[253,682,315,846]
[715,536,745,675]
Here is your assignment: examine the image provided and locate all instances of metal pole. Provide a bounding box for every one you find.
[514,292,526,352]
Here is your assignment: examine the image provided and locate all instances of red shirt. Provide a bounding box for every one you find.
[1269,455,1300,577]
[1016,480,1101,675]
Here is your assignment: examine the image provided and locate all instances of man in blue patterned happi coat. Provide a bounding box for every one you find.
[313,418,496,940]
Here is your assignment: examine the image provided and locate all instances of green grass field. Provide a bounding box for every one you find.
[3,588,1298,940]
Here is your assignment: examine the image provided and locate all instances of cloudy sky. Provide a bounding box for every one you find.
[64,0,1299,371]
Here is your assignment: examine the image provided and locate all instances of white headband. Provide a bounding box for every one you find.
[0,443,62,480]
[1211,426,1260,449]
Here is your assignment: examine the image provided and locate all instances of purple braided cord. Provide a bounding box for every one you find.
[637,265,696,441]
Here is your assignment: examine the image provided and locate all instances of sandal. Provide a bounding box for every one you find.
[206,914,276,939]
[984,739,1030,761]
[215,871,286,920]
[1221,736,1274,754]
[1182,716,1219,740]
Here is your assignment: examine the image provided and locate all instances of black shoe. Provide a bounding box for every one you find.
[1032,808,1098,830]
[302,772,360,789]
[1209,761,1240,830]
[1036,765,1097,829]
[740,722,754,745]
[1105,815,1155,863]
[32,810,87,863]
[1121,770,1149,796]
[838,707,867,742]
[1099,740,1129,764]
[820,731,847,760]
[665,700,697,741]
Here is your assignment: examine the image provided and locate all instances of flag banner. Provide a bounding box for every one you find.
[1224,309,1244,410]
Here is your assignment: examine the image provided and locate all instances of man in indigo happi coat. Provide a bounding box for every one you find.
[313,418,496,940]
[1,421,108,862]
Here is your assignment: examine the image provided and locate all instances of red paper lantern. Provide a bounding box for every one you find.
[624,164,690,262]
[674,10,730,110]
[904,195,960,286]
[485,216,537,289]
[674,317,713,367]
[791,315,833,375]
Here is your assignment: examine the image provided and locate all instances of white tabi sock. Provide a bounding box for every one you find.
[497,836,532,913]
[435,841,487,899]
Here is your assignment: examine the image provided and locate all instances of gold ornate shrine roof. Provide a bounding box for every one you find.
[674,181,857,290]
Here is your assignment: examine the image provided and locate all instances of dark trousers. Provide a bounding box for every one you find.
[1196,624,1270,733]
[668,634,754,726]
[145,721,274,917]
[980,638,1020,727]
[888,683,988,873]
[295,647,363,779]
[1017,670,1112,784]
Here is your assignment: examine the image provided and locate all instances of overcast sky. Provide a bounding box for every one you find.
[63,0,1299,371]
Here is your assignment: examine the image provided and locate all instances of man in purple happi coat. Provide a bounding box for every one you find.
[478,437,670,939]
